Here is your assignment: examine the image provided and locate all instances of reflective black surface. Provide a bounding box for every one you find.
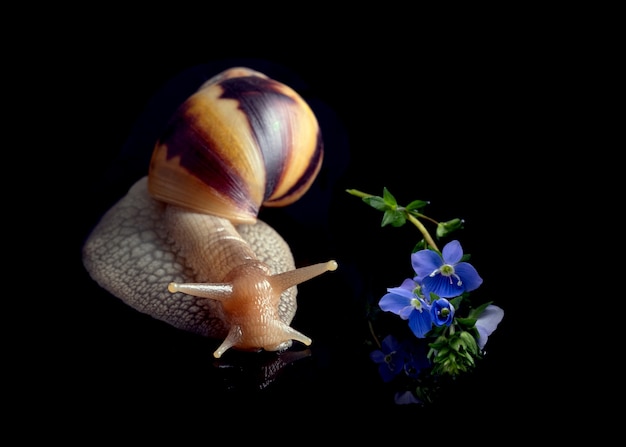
[47,53,536,431]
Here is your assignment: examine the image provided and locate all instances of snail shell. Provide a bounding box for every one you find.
[82,67,337,358]
[148,66,323,224]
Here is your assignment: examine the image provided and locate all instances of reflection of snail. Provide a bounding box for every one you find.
[82,67,337,358]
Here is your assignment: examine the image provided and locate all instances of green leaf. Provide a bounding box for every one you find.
[455,317,477,329]
[467,301,493,319]
[381,210,406,227]
[449,295,464,309]
[436,218,464,238]
[362,196,388,211]
[405,199,429,211]
[382,187,397,207]
[436,347,451,360]
[460,351,476,366]
[411,240,427,252]
[450,336,463,352]
[459,331,479,356]
[428,342,444,351]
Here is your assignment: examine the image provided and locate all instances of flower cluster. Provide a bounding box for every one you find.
[347,187,504,405]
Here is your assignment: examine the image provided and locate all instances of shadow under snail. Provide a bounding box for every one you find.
[82,66,338,358]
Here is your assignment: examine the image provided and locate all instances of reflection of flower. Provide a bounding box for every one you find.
[369,335,405,382]
[400,337,430,378]
[370,334,431,386]
[394,391,422,405]
[347,187,504,405]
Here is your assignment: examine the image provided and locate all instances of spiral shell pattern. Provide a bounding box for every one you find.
[148,67,323,224]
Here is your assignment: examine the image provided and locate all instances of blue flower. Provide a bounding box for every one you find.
[475,305,504,350]
[411,240,483,298]
[379,278,433,338]
[430,298,455,327]
[369,334,406,382]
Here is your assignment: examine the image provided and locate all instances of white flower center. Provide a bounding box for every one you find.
[431,264,462,286]
[410,298,424,312]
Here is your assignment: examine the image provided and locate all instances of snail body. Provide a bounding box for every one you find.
[82,67,337,358]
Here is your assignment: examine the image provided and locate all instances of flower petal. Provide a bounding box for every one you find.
[379,364,400,382]
[386,285,416,300]
[422,273,464,298]
[441,240,463,264]
[399,278,419,292]
[411,249,442,279]
[398,306,414,320]
[394,391,422,405]
[401,339,430,378]
[476,305,504,350]
[408,308,433,338]
[370,350,386,363]
[381,334,400,352]
[379,292,412,315]
[454,262,483,292]
[431,298,455,326]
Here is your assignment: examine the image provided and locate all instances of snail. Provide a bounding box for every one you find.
[82,66,338,358]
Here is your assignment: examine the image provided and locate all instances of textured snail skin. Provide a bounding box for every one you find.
[83,177,319,354]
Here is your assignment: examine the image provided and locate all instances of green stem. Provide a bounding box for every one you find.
[347,188,439,251]
[368,319,381,349]
[412,212,439,226]
[345,189,372,199]
[406,214,439,252]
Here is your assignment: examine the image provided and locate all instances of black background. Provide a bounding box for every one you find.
[15,7,599,439]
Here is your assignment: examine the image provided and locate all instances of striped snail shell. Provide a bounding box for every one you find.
[82,66,337,358]
[148,66,323,224]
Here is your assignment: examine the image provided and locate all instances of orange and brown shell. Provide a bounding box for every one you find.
[148,67,323,224]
